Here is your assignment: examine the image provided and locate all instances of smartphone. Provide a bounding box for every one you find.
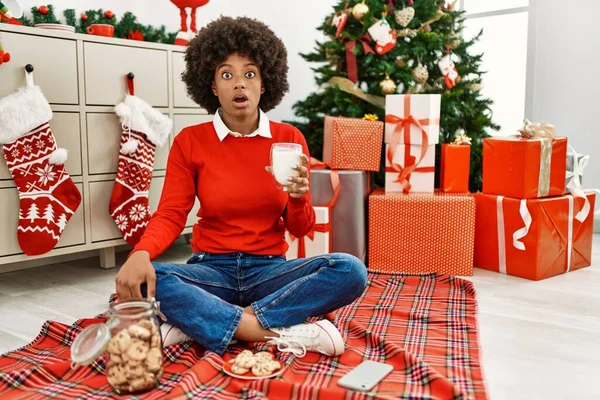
[337,360,393,392]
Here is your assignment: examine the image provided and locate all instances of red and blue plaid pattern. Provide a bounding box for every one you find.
[0,274,487,399]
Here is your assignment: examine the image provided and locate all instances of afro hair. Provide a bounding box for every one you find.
[182,16,290,115]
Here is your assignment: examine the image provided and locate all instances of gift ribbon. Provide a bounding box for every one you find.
[385,95,439,193]
[309,157,341,208]
[566,145,592,222]
[516,119,558,197]
[344,34,375,83]
[289,221,332,259]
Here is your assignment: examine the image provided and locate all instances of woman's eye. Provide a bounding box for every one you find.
[222,72,232,79]
[246,71,256,79]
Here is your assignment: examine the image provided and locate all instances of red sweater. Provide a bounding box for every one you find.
[133,121,316,260]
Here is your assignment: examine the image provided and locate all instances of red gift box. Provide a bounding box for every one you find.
[482,136,567,199]
[440,144,470,193]
[322,116,383,172]
[368,189,475,275]
[474,192,597,280]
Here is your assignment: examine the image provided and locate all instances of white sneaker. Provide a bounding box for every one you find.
[160,323,192,347]
[268,320,345,357]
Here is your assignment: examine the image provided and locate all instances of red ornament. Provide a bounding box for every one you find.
[38,5,49,15]
[81,13,88,21]
[104,10,114,20]
[128,30,145,41]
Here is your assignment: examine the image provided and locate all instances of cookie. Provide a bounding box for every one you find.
[150,332,161,349]
[128,372,155,393]
[124,361,146,379]
[231,365,249,375]
[115,329,132,354]
[107,364,127,386]
[138,320,157,334]
[251,360,281,377]
[145,348,162,372]
[126,338,150,361]
[254,352,274,362]
[128,324,151,341]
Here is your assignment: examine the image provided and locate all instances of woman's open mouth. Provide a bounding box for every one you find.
[233,93,249,107]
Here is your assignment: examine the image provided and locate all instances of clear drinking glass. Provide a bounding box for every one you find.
[270,143,302,188]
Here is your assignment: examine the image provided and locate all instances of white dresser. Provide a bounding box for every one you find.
[0,24,208,271]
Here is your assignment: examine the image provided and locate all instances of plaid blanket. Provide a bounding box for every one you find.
[0,274,487,399]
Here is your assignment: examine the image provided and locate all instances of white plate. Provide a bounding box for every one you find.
[34,24,75,33]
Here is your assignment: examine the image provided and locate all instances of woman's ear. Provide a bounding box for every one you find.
[261,85,265,95]
[212,81,218,96]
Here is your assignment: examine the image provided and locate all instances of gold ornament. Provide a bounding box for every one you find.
[412,63,429,84]
[448,30,461,49]
[352,1,369,20]
[394,7,415,28]
[395,57,405,68]
[380,75,397,95]
[469,82,483,91]
[363,114,379,121]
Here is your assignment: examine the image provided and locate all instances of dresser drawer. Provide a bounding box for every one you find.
[0,112,82,181]
[84,42,168,107]
[0,33,78,104]
[172,52,198,108]
[0,183,85,257]
[86,113,168,175]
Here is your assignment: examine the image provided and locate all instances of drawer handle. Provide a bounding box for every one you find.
[25,64,34,73]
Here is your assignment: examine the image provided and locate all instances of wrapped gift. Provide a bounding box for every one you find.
[474,192,597,280]
[368,189,475,275]
[311,169,371,262]
[566,145,588,193]
[440,134,472,193]
[322,116,383,171]
[385,143,435,193]
[384,94,441,144]
[285,206,332,260]
[482,120,567,199]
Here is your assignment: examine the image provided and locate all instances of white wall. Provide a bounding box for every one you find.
[17,0,338,123]
[526,0,600,229]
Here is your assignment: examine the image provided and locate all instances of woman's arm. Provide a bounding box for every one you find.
[131,133,197,259]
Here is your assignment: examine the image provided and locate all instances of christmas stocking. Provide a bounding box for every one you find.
[110,92,172,246]
[0,71,82,256]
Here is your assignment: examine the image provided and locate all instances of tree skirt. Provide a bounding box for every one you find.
[0,274,487,399]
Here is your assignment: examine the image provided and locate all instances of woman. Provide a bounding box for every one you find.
[115,16,367,357]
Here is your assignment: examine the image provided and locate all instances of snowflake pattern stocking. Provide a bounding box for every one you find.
[0,73,82,256]
[110,94,172,246]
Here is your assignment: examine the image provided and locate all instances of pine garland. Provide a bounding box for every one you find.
[3,4,178,45]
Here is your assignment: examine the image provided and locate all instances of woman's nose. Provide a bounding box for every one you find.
[234,80,246,90]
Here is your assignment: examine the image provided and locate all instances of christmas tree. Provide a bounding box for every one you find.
[288,0,499,190]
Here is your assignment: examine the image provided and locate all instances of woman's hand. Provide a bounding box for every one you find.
[115,250,156,301]
[285,153,309,198]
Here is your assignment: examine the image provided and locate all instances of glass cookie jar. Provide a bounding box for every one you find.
[71,298,164,394]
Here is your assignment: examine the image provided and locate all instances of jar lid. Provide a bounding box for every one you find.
[71,323,111,366]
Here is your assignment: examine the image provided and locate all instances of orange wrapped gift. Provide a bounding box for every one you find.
[440,134,471,193]
[286,206,332,260]
[322,116,383,171]
[474,192,598,280]
[482,120,567,199]
[368,189,475,275]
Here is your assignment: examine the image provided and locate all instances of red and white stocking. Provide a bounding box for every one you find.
[110,89,172,246]
[0,71,82,256]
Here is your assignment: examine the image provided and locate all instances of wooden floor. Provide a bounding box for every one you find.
[0,236,599,400]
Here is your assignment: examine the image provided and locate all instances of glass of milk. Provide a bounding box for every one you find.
[270,143,302,188]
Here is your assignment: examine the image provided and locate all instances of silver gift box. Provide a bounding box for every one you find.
[310,170,372,262]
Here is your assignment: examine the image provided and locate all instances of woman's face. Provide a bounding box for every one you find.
[212,53,264,119]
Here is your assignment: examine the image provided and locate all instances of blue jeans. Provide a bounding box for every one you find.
[150,252,367,355]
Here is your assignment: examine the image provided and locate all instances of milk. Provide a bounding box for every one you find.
[271,148,301,185]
